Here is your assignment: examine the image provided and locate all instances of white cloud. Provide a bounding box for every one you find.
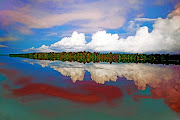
[86,31,120,51]
[50,31,86,52]
[124,20,140,37]
[37,45,55,52]
[23,47,35,52]
[24,6,180,53]
[24,31,86,52]
[23,45,55,52]
[86,7,180,53]
[124,17,156,36]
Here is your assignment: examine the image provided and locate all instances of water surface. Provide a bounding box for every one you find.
[0,56,179,120]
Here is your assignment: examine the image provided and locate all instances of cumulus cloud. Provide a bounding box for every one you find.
[23,45,55,52]
[86,31,120,51]
[125,17,156,36]
[23,47,35,52]
[87,20,179,53]
[87,6,180,53]
[36,45,55,52]
[50,31,86,52]
[24,6,180,53]
[23,31,86,52]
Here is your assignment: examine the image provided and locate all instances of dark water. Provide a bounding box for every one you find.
[0,56,179,120]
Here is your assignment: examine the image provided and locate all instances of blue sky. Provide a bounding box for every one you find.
[0,0,180,54]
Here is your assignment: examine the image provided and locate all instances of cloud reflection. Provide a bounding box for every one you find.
[22,60,180,112]
[23,60,180,90]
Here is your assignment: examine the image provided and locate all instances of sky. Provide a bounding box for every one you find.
[0,0,180,54]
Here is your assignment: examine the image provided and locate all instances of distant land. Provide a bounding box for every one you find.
[9,52,180,65]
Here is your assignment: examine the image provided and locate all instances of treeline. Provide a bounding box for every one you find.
[9,51,180,65]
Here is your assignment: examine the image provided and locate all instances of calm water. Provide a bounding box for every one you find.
[0,56,179,120]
